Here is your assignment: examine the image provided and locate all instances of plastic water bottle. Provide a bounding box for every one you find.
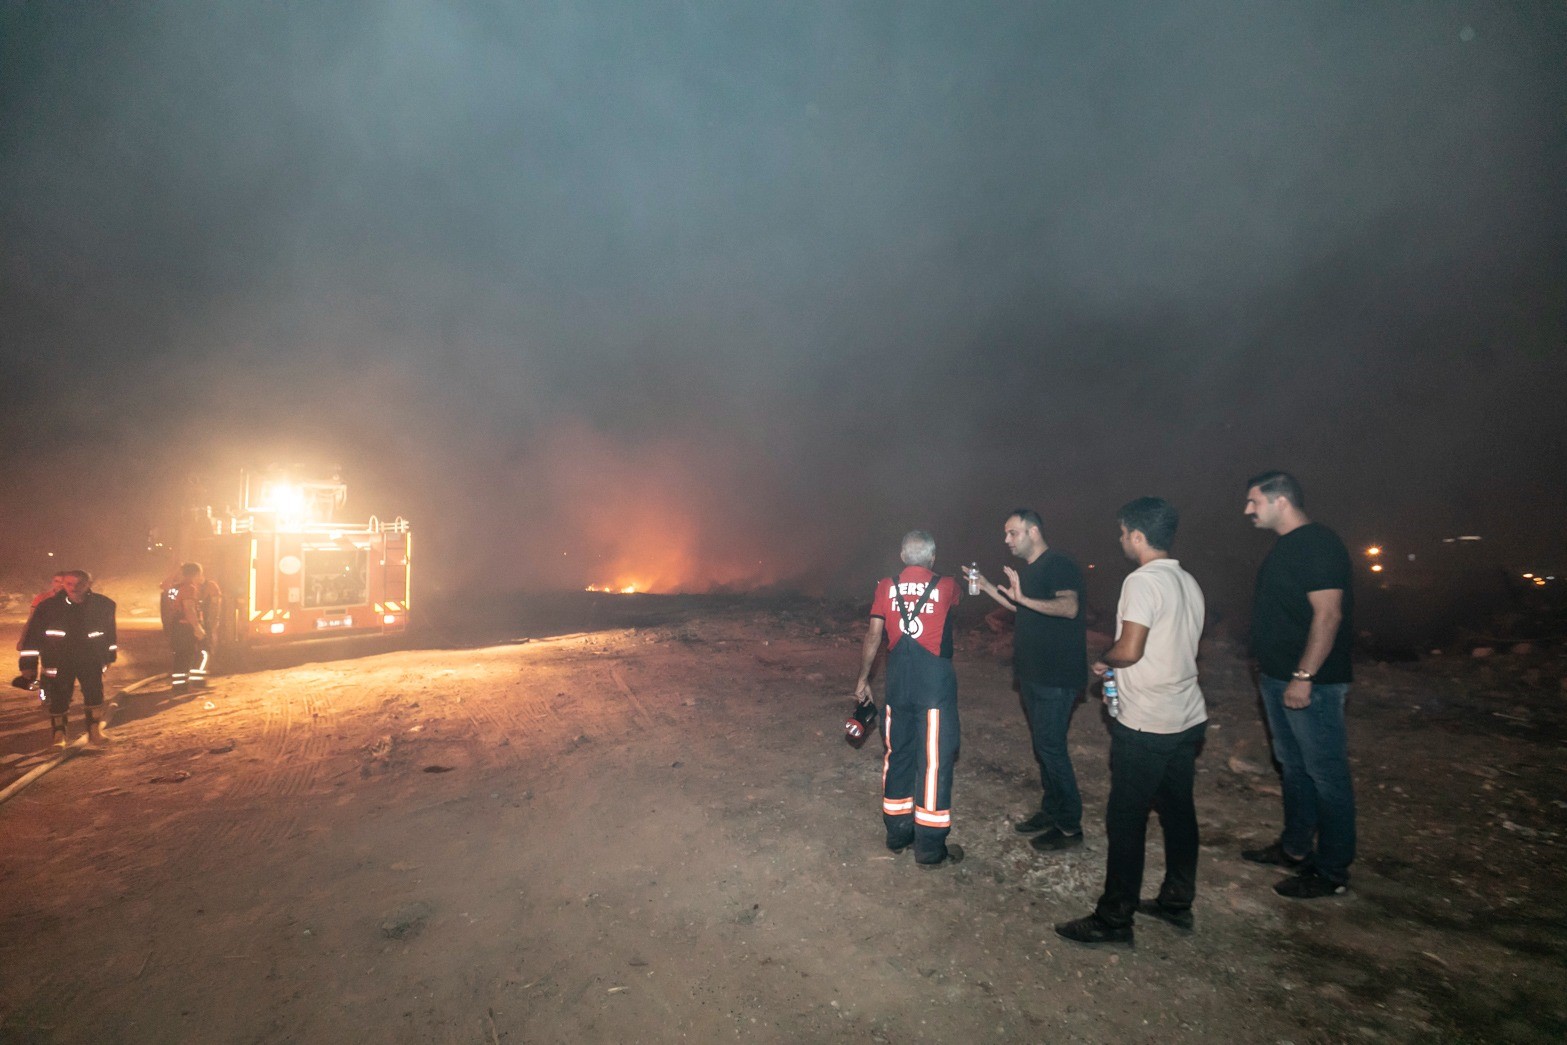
[967,563,979,596]
[1103,669,1120,719]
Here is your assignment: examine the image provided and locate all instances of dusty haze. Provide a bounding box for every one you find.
[2,2,1563,612]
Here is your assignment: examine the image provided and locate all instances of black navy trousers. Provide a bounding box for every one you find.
[881,639,960,863]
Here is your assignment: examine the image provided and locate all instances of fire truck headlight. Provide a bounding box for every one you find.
[269,622,287,635]
[264,482,305,512]
[383,614,397,625]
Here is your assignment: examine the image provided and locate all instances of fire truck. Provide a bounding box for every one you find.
[182,473,411,650]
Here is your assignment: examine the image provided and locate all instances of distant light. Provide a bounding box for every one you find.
[269,622,286,634]
[1458,535,1482,541]
[1365,546,1381,557]
[46,551,54,558]
[1523,573,1535,578]
[1535,578,1547,587]
[1370,564,1384,573]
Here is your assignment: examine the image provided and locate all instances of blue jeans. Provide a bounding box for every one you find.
[1020,681,1082,835]
[1259,674,1357,883]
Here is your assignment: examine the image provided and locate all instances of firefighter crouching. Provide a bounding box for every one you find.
[161,562,208,690]
[18,569,118,748]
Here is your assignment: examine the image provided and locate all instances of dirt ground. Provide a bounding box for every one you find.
[1,595,1564,1044]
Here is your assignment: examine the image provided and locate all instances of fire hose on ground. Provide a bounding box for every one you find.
[0,671,169,805]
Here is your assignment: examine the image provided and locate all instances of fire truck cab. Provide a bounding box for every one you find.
[185,473,411,650]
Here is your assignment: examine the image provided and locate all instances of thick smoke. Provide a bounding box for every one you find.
[1,2,1563,609]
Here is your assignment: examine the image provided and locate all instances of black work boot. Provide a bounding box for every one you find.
[49,713,70,749]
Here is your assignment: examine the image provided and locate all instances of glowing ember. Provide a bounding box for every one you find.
[584,583,640,594]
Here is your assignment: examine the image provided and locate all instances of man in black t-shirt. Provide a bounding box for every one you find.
[970,508,1089,851]
[1242,471,1357,899]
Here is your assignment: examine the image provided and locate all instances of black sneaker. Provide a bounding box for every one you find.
[1274,871,1348,899]
[1030,827,1084,853]
[1240,841,1306,868]
[917,844,965,868]
[1054,913,1133,947]
[1136,899,1195,932]
[1013,809,1054,834]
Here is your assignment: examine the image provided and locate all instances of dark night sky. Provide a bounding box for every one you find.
[1,1,1563,610]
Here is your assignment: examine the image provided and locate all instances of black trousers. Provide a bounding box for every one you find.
[191,632,216,680]
[1095,719,1207,927]
[43,661,106,715]
[168,626,198,687]
[881,640,960,862]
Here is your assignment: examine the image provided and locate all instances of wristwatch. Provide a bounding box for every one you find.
[1290,669,1314,681]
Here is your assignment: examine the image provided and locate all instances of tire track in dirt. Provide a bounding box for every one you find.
[608,663,673,728]
[200,676,340,853]
[457,696,528,769]
[442,658,568,768]
[220,683,290,801]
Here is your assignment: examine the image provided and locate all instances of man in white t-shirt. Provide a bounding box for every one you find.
[1056,497,1206,947]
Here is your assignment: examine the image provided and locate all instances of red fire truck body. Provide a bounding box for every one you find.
[188,476,411,647]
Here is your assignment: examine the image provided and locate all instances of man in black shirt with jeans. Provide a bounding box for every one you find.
[1242,471,1357,899]
[970,508,1089,852]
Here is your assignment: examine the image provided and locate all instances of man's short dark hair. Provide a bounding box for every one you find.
[1007,508,1043,532]
[1117,497,1179,552]
[1245,470,1305,510]
[180,562,203,578]
[62,569,91,584]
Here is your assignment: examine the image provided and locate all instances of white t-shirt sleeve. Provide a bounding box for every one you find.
[1119,571,1161,630]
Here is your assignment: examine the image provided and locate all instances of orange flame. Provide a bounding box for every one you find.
[516,423,805,594]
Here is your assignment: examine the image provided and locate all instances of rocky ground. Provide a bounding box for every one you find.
[1,594,1564,1043]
